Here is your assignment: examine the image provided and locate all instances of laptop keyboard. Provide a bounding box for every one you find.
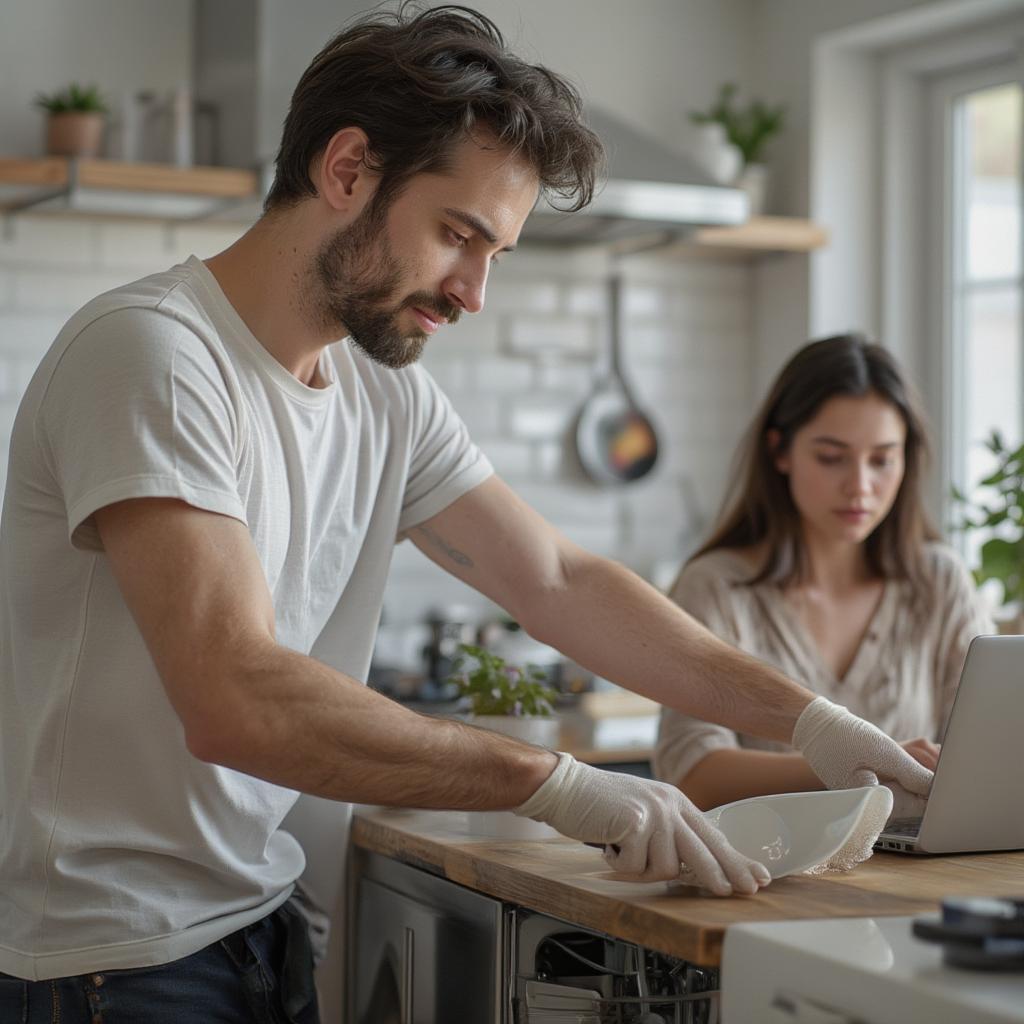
[885,818,923,838]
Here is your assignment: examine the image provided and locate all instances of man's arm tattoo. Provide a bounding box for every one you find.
[416,524,474,568]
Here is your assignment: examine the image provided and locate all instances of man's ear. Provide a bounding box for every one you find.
[314,127,379,214]
[767,428,790,474]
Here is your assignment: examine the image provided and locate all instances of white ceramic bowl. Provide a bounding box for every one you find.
[701,786,894,879]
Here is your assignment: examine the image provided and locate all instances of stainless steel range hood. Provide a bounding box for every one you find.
[190,2,748,244]
[520,108,748,245]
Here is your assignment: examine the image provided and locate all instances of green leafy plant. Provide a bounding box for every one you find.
[951,429,1024,609]
[690,83,785,167]
[448,643,556,717]
[34,83,108,115]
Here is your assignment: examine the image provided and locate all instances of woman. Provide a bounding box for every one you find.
[654,334,993,810]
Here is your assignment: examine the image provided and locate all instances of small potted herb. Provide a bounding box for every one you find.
[448,643,560,748]
[35,83,108,158]
[690,83,785,215]
[951,429,1024,632]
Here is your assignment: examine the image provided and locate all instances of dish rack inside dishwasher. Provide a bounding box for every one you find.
[512,909,719,1024]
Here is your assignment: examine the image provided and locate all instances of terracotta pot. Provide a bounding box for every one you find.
[45,112,104,158]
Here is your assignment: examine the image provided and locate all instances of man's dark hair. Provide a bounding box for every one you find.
[264,2,603,215]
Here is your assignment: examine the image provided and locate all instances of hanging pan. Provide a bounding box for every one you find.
[574,274,660,485]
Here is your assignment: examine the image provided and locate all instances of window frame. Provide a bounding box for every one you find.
[929,59,1023,544]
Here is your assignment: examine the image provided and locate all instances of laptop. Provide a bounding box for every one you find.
[875,634,1024,855]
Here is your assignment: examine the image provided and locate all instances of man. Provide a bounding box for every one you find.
[0,4,931,1021]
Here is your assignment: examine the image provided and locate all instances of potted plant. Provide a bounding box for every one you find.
[951,429,1024,633]
[690,83,785,216]
[448,642,560,748]
[35,83,108,158]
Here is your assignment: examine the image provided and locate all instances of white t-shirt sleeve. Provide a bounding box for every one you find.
[397,365,493,532]
[37,306,247,551]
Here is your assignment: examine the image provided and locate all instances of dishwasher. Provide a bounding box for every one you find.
[513,907,720,1024]
[349,848,720,1024]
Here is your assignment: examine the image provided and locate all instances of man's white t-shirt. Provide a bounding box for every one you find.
[0,256,492,981]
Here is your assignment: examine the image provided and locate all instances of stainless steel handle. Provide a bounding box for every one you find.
[400,925,414,1024]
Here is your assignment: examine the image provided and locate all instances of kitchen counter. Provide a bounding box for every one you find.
[352,805,1024,966]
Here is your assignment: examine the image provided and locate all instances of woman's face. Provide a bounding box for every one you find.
[774,392,907,546]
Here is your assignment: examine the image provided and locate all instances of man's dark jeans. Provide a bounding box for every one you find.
[0,900,320,1023]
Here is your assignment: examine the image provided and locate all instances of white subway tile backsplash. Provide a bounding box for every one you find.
[419,356,468,394]
[477,439,533,478]
[0,313,68,355]
[470,356,534,393]
[0,217,98,266]
[510,481,619,525]
[484,279,560,315]
[534,439,572,479]
[430,315,501,356]
[11,270,136,312]
[445,393,503,438]
[165,222,246,257]
[505,317,595,358]
[534,361,594,395]
[0,215,757,636]
[563,282,606,317]
[95,222,183,270]
[505,396,576,440]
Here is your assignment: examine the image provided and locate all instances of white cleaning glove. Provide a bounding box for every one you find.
[515,752,771,895]
[793,697,934,795]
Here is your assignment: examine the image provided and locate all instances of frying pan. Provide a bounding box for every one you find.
[575,274,659,485]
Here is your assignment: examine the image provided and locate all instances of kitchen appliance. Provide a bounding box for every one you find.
[350,846,721,1023]
[575,274,660,486]
[913,897,1024,971]
[721,914,1024,1022]
[421,604,476,697]
[874,634,1024,854]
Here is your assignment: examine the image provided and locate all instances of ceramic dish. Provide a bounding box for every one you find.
[700,786,894,879]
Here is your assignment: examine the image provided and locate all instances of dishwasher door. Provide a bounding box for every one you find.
[350,850,506,1024]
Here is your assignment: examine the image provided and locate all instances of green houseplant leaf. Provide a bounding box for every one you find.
[448,643,556,717]
[34,83,108,115]
[689,82,786,166]
[951,428,1024,611]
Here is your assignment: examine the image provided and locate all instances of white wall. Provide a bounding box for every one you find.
[743,0,936,397]
[0,0,193,157]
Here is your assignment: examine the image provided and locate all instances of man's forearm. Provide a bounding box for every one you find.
[523,553,812,744]
[187,642,557,809]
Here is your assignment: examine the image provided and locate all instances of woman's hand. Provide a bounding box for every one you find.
[900,737,940,771]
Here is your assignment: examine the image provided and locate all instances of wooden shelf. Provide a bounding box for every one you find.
[0,157,258,197]
[0,156,260,222]
[0,160,827,257]
[689,215,828,254]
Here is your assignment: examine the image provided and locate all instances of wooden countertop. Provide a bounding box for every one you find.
[352,806,1024,966]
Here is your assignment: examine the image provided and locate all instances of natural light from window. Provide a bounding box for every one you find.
[951,81,1021,560]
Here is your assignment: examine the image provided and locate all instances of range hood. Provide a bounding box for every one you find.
[520,108,748,245]
[190,2,747,245]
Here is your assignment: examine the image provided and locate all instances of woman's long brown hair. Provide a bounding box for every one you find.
[692,334,939,588]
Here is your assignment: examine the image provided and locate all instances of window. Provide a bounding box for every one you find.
[933,63,1022,561]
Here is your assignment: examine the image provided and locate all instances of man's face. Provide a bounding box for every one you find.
[312,135,539,368]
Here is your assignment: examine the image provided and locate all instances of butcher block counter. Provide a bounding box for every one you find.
[352,806,1024,966]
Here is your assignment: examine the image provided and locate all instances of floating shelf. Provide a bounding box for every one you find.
[0,156,260,220]
[0,159,829,256]
[689,215,828,254]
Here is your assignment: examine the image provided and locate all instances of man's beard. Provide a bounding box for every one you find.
[311,198,459,370]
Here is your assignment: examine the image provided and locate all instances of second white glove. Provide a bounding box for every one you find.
[514,752,771,895]
[793,697,934,795]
